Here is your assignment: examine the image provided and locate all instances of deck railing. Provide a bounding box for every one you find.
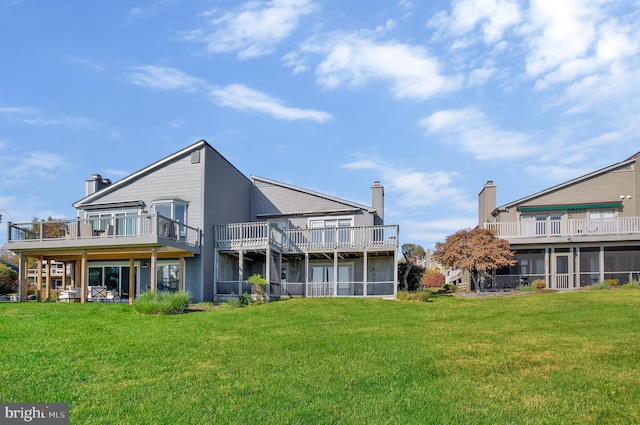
[7,214,200,247]
[484,216,640,239]
[216,222,398,252]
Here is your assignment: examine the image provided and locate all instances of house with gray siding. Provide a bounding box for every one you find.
[5,140,398,302]
[479,151,640,290]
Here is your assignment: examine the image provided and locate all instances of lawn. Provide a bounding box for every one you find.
[1,291,639,424]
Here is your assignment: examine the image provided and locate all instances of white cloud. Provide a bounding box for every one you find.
[0,151,67,185]
[398,217,478,248]
[69,56,106,71]
[129,66,207,91]
[210,84,332,122]
[341,157,474,210]
[428,0,521,44]
[191,0,316,59]
[419,108,535,160]
[300,33,460,101]
[0,106,95,128]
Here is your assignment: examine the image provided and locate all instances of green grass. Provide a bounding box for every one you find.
[1,291,640,424]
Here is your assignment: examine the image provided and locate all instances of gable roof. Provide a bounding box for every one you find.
[498,153,638,210]
[251,175,375,215]
[73,140,250,208]
[0,259,18,272]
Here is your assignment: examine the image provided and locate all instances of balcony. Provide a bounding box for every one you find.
[6,215,200,253]
[215,222,398,253]
[484,216,640,242]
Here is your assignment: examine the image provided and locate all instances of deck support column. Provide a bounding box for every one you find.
[36,256,43,302]
[574,247,580,288]
[333,251,338,297]
[44,258,51,302]
[544,248,550,289]
[18,252,27,302]
[393,246,399,298]
[80,251,87,303]
[304,253,309,297]
[178,257,184,293]
[129,258,135,305]
[150,249,157,292]
[363,250,368,297]
[238,250,244,297]
[74,259,81,288]
[265,245,271,300]
[599,246,605,283]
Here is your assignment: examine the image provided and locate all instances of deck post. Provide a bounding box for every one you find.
[44,258,51,302]
[150,249,157,292]
[238,249,244,296]
[129,258,135,305]
[36,256,43,302]
[18,252,27,302]
[178,257,184,293]
[363,250,368,297]
[266,245,271,300]
[333,251,338,296]
[80,251,87,303]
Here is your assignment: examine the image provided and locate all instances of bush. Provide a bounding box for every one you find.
[238,292,254,306]
[0,264,18,296]
[443,283,457,291]
[532,279,546,289]
[247,274,267,302]
[396,290,434,302]
[516,284,533,291]
[421,273,445,288]
[134,291,192,314]
[621,280,640,289]
[603,279,619,287]
[588,282,611,290]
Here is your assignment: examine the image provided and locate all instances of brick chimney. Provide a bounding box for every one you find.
[372,181,384,225]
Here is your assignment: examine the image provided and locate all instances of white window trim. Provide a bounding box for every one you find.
[307,215,354,228]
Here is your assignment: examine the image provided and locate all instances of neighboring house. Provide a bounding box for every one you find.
[478,152,640,290]
[5,140,398,302]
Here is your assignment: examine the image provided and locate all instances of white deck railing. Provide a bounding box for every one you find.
[484,217,640,239]
[216,222,398,252]
[7,214,200,247]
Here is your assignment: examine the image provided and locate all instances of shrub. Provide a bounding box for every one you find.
[443,283,457,291]
[516,284,533,291]
[603,279,619,287]
[134,291,192,314]
[421,273,445,288]
[621,280,640,289]
[396,290,434,302]
[247,274,267,302]
[0,264,18,296]
[588,282,611,290]
[238,292,254,306]
[396,291,410,301]
[532,280,546,290]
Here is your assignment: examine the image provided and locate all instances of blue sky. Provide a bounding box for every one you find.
[1,0,639,251]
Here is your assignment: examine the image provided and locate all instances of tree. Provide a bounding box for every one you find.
[432,228,515,292]
[399,243,426,291]
[247,273,267,302]
[0,263,18,295]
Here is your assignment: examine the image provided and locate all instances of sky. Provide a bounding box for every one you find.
[1,0,639,251]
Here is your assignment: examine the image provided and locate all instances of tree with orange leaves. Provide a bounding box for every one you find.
[432,227,515,292]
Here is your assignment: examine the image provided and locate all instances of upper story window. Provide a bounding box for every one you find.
[86,210,140,235]
[589,210,615,219]
[309,216,354,244]
[153,200,188,225]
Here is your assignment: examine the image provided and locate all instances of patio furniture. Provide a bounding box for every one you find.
[58,287,81,302]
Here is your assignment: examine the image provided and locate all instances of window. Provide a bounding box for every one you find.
[521,213,562,235]
[153,201,188,239]
[309,217,353,245]
[87,210,140,236]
